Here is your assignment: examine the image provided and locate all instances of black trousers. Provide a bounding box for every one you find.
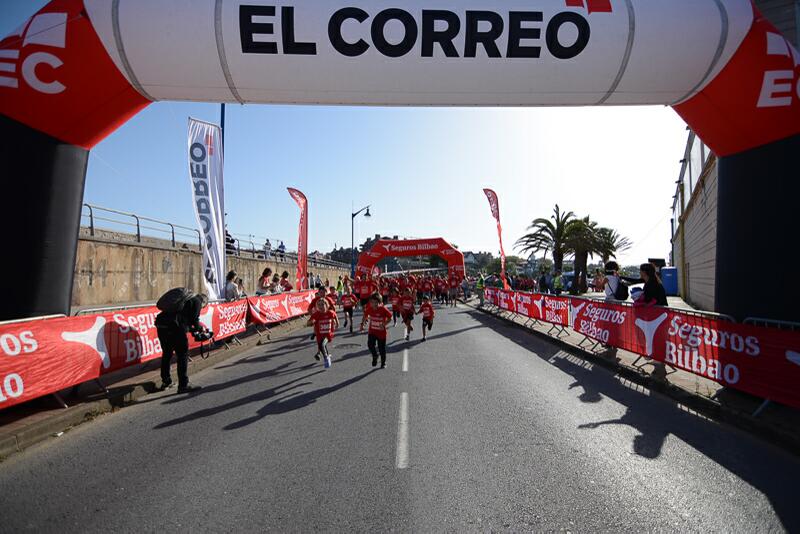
[367,334,387,365]
[158,327,189,387]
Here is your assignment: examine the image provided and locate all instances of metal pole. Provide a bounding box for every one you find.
[220,103,226,147]
[351,213,355,278]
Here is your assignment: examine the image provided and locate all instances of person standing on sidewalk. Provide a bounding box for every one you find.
[361,293,393,368]
[156,292,208,394]
[553,270,564,296]
[477,273,486,306]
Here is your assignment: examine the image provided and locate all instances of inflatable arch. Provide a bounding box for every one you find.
[0,0,798,321]
[356,238,465,280]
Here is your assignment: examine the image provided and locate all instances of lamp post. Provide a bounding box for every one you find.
[351,205,371,277]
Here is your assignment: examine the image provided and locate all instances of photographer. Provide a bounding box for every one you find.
[155,290,210,393]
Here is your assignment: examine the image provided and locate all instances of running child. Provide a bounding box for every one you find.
[400,288,416,341]
[306,298,339,366]
[360,293,393,368]
[379,278,391,304]
[340,287,358,333]
[358,277,377,309]
[448,274,460,308]
[418,295,435,341]
[389,288,401,326]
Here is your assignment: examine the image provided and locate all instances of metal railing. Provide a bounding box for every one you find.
[82,204,202,250]
[80,203,350,269]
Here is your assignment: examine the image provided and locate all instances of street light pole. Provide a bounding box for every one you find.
[351,205,371,277]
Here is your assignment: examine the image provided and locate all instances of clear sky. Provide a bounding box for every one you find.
[3,2,689,266]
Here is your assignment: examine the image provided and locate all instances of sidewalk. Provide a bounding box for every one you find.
[0,317,308,461]
[468,297,800,454]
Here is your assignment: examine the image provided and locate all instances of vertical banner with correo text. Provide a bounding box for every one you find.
[483,189,509,290]
[288,188,308,290]
[188,118,225,300]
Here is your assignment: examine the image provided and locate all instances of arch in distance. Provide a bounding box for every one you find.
[0,0,797,321]
[356,238,465,280]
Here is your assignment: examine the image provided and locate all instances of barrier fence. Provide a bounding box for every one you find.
[0,291,316,410]
[484,288,800,411]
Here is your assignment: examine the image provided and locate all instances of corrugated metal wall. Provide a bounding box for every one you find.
[673,162,719,311]
[755,0,798,45]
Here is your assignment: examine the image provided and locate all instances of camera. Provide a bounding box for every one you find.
[192,328,214,343]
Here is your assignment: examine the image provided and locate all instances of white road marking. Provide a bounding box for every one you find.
[396,392,409,469]
[402,349,409,372]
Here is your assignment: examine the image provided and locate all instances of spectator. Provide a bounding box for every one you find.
[307,272,314,289]
[224,270,240,301]
[336,276,344,299]
[553,270,564,296]
[269,274,281,293]
[280,270,293,292]
[236,278,247,297]
[476,273,485,306]
[603,261,641,302]
[225,230,236,255]
[593,268,606,293]
[460,277,470,300]
[277,241,286,260]
[637,263,668,306]
[256,268,273,296]
[538,270,549,294]
[263,239,272,259]
[315,274,322,288]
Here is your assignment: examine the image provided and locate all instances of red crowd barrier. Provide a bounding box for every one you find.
[484,288,800,410]
[0,291,315,410]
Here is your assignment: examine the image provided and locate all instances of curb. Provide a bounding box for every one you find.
[469,301,800,455]
[0,317,309,462]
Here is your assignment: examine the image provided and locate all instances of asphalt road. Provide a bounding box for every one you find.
[1,304,799,533]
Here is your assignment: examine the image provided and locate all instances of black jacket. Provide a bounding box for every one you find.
[643,280,668,306]
[155,296,203,333]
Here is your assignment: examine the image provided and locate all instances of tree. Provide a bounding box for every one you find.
[564,216,599,293]
[595,227,633,265]
[486,256,523,276]
[515,205,575,271]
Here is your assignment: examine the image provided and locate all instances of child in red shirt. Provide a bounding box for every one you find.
[306,299,339,365]
[361,294,393,368]
[418,295,435,341]
[340,287,358,333]
[400,288,416,341]
[389,289,401,326]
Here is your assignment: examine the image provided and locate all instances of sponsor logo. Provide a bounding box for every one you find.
[241,6,592,60]
[61,317,110,369]
[565,0,613,14]
[633,313,668,356]
[0,12,68,94]
[757,32,800,109]
[189,131,221,288]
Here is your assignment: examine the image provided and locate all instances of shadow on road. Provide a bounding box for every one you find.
[465,308,800,532]
[153,370,324,429]
[223,370,377,430]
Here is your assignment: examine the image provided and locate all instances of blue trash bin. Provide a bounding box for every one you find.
[661,267,678,296]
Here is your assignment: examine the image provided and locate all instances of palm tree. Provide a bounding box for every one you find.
[515,205,575,271]
[564,217,599,293]
[595,227,632,265]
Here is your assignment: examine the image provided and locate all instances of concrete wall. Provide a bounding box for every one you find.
[72,234,349,310]
[672,160,719,312]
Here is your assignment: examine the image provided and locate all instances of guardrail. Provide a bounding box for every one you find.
[82,203,202,250]
[81,203,350,270]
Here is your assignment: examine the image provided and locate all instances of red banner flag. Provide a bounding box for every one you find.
[287,188,308,290]
[483,189,509,290]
